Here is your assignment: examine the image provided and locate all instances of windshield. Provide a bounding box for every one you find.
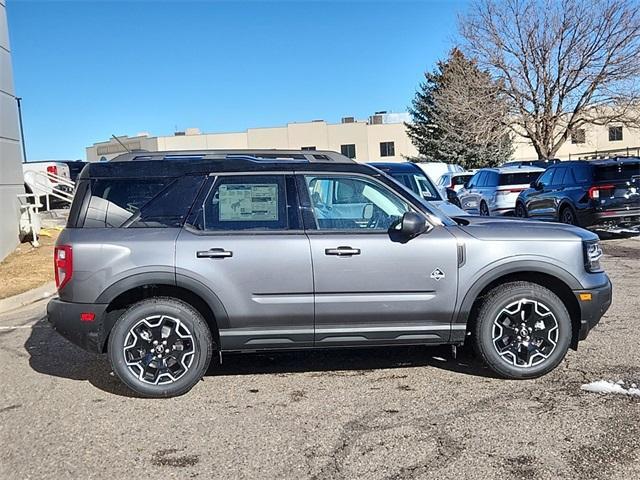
[390,172,441,201]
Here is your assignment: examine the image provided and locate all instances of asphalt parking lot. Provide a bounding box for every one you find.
[1,237,639,479]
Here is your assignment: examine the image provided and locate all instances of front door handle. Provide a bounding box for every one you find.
[325,246,361,256]
[196,248,233,259]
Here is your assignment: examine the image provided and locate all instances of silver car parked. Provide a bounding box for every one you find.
[458,166,544,216]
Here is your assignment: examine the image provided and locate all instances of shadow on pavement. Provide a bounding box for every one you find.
[211,344,499,379]
[25,318,136,397]
[25,318,498,397]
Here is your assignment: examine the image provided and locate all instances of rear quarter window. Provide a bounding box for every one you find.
[82,176,205,228]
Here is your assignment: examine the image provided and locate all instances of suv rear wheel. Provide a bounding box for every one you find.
[473,282,571,379]
[108,297,213,397]
[559,205,578,226]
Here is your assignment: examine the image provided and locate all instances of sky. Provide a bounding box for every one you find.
[7,0,466,160]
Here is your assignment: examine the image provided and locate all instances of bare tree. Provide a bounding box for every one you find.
[460,0,640,159]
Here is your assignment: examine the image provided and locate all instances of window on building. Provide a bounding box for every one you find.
[571,129,586,144]
[301,146,316,151]
[380,141,395,157]
[609,126,623,142]
[340,144,356,159]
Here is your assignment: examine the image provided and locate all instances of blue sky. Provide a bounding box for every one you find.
[7,0,466,160]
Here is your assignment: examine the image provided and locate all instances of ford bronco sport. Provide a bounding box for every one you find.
[47,150,612,397]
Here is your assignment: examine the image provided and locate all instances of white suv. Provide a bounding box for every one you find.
[458,166,544,216]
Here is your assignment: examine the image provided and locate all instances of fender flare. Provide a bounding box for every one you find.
[454,260,582,326]
[96,271,230,330]
[557,200,576,220]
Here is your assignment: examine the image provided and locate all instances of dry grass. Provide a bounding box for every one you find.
[0,229,60,299]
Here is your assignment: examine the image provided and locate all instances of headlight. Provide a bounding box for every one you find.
[583,240,603,272]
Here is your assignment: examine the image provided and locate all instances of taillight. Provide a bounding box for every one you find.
[47,165,58,183]
[54,245,73,290]
[496,188,523,196]
[588,185,615,200]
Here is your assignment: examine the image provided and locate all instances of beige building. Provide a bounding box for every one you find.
[88,110,640,164]
[86,112,418,163]
[0,0,25,260]
[514,122,640,160]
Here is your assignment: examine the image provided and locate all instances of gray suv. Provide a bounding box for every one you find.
[47,150,612,397]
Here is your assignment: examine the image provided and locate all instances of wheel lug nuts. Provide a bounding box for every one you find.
[162,340,167,345]
[153,340,158,345]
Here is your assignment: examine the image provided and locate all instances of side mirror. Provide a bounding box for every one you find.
[444,188,458,203]
[531,181,542,190]
[389,211,431,243]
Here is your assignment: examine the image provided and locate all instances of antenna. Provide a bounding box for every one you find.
[112,134,131,153]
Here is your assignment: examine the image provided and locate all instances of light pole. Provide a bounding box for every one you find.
[16,97,27,162]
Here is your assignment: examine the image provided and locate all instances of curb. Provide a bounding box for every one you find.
[0,282,56,314]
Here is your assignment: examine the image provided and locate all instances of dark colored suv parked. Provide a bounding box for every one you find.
[515,158,640,228]
[48,150,612,397]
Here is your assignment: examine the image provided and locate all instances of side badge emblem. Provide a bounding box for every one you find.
[430,268,445,281]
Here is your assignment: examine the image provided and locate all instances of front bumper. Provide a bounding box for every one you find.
[47,297,108,353]
[573,279,613,342]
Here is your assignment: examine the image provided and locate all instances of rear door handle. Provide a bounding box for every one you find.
[325,246,361,256]
[197,248,233,259]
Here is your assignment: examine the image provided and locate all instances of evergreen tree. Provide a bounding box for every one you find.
[406,49,513,169]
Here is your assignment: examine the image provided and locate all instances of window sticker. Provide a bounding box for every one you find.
[218,184,278,221]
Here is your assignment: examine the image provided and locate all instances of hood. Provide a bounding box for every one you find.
[455,215,599,242]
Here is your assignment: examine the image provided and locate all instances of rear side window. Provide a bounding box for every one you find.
[189,175,299,231]
[550,167,566,187]
[475,171,488,187]
[595,162,640,181]
[82,175,205,228]
[572,165,592,183]
[499,171,541,186]
[485,172,499,187]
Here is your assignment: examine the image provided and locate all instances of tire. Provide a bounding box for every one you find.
[472,282,571,379]
[515,202,527,218]
[559,205,578,226]
[480,201,490,216]
[108,297,213,398]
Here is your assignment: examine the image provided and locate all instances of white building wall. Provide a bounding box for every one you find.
[0,0,24,260]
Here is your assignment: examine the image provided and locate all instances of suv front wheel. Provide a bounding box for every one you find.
[108,297,213,397]
[473,282,572,379]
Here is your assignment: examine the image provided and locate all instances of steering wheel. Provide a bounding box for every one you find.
[366,207,390,229]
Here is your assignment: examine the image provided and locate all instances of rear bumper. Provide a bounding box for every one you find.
[586,206,640,228]
[47,297,108,353]
[574,279,613,342]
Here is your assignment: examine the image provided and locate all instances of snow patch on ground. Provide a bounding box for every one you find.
[581,380,640,398]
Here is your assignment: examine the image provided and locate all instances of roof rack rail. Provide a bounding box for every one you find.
[109,149,355,164]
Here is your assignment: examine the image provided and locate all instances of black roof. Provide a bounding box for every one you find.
[546,157,640,167]
[367,162,423,174]
[80,149,372,179]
